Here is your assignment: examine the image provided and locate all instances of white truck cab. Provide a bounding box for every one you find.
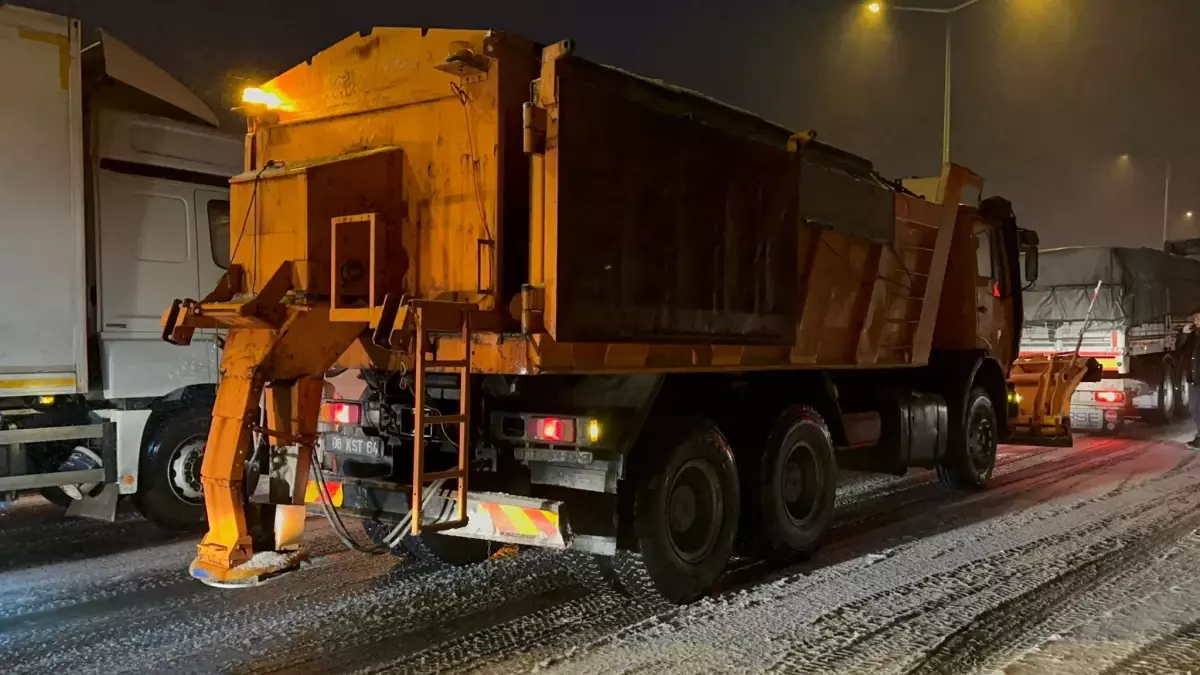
[0,5,239,527]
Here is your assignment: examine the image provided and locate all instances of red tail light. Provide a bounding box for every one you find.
[531,416,576,443]
[321,401,361,425]
[1094,390,1125,404]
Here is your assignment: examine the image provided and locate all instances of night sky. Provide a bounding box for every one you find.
[22,0,1200,249]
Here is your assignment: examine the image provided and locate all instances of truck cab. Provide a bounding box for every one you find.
[0,6,240,528]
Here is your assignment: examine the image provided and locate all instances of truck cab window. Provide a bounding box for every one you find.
[974,223,996,280]
[208,200,231,269]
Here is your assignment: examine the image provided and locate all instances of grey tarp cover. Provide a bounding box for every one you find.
[1024,246,1200,324]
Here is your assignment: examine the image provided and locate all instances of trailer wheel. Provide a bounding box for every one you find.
[132,406,209,532]
[750,406,837,560]
[937,387,997,491]
[1148,357,1176,425]
[1172,359,1190,420]
[618,417,739,604]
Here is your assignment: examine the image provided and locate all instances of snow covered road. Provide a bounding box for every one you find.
[4,426,1200,674]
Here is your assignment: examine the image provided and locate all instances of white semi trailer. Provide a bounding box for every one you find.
[0,5,239,527]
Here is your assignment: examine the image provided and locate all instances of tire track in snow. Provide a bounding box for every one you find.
[539,442,1195,675]
[901,505,1200,675]
[1100,618,1200,675]
[762,484,1200,674]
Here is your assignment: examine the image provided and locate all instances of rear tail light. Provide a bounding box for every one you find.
[320,401,361,425]
[530,417,577,443]
[1094,390,1125,404]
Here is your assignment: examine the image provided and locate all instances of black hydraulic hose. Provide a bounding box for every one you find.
[310,462,390,555]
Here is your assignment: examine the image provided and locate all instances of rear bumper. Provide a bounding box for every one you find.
[0,418,116,492]
[1069,405,1125,432]
[1071,378,1160,430]
[303,473,616,555]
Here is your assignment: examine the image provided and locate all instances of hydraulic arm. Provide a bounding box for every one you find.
[163,264,364,584]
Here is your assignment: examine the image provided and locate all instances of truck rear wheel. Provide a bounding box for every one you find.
[937,387,997,491]
[617,417,739,604]
[132,406,209,532]
[1148,356,1176,425]
[1172,359,1190,420]
[748,406,837,560]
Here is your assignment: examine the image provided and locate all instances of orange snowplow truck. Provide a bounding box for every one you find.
[162,28,1087,601]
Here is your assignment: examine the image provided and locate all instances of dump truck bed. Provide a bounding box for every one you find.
[198,28,974,377]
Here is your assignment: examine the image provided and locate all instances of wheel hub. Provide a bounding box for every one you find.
[968,415,995,473]
[782,441,821,526]
[169,438,205,502]
[665,459,722,564]
[669,485,698,532]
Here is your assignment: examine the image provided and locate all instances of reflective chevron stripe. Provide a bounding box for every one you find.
[304,480,343,507]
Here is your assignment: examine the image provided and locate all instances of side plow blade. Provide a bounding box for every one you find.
[1007,353,1102,448]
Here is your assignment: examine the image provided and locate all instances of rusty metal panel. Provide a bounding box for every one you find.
[797,150,895,244]
[242,28,538,315]
[546,55,798,345]
[229,149,407,299]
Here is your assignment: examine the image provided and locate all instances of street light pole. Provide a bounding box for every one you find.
[889,0,994,164]
[1162,161,1172,246]
[942,20,952,165]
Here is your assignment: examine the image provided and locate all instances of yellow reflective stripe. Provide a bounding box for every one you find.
[499,504,539,536]
[18,29,70,90]
[0,377,75,390]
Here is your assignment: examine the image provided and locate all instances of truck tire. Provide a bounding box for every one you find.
[132,406,209,532]
[937,387,997,491]
[748,406,837,560]
[617,417,739,604]
[362,519,493,567]
[1148,357,1176,425]
[40,486,74,508]
[1172,359,1190,420]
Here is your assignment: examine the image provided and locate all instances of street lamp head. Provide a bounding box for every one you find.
[1118,153,1131,162]
[868,2,882,13]
[1188,211,1195,219]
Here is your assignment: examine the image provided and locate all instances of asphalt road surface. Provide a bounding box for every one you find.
[5,424,1200,674]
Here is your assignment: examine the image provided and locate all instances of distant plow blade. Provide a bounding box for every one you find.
[1007,353,1101,447]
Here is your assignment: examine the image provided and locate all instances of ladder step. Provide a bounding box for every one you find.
[423,359,469,370]
[423,414,467,425]
[420,468,466,481]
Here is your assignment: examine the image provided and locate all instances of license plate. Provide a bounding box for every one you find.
[1071,410,1104,430]
[322,433,384,458]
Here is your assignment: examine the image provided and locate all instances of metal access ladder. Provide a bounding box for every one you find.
[374,296,475,535]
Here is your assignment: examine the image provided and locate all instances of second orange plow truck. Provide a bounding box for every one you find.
[161,27,1093,602]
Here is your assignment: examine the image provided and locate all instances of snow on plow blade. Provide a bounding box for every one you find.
[1007,353,1102,448]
